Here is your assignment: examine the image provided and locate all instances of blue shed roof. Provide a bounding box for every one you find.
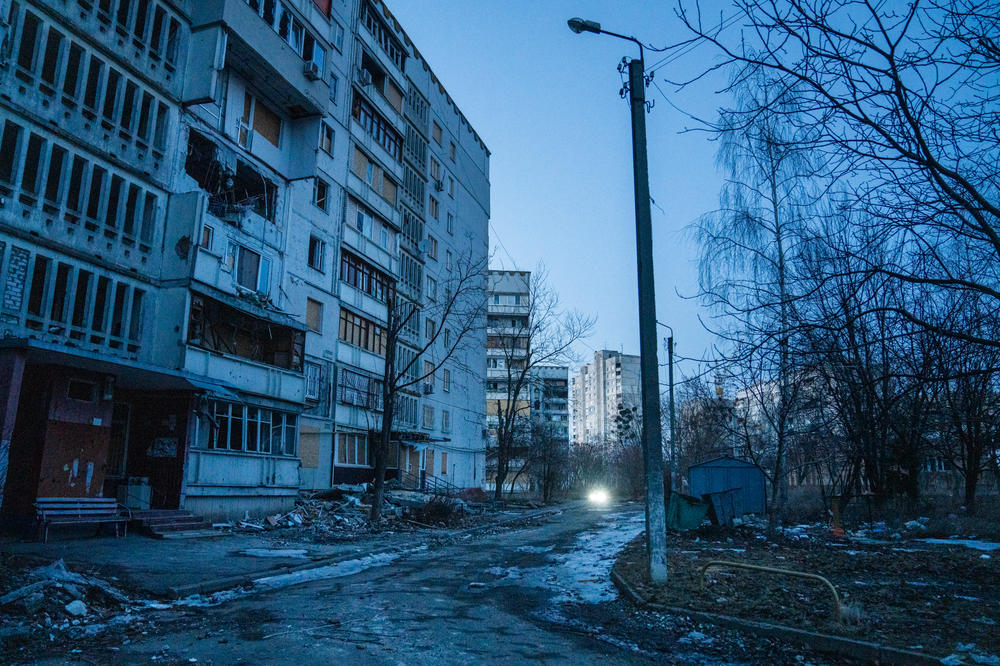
[688,455,761,470]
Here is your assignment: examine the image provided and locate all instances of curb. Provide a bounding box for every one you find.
[610,569,942,666]
[167,507,562,599]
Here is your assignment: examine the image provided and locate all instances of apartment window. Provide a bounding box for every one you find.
[244,0,327,67]
[442,411,451,434]
[305,361,322,400]
[209,400,297,456]
[337,368,383,410]
[432,121,442,145]
[340,250,390,302]
[200,224,214,250]
[308,235,325,271]
[443,369,451,392]
[339,308,386,356]
[422,405,434,429]
[319,122,335,154]
[446,212,454,235]
[448,177,455,197]
[336,432,370,467]
[313,177,329,211]
[241,92,282,147]
[427,235,438,260]
[449,142,456,161]
[429,196,439,220]
[352,93,402,160]
[443,328,451,347]
[329,73,339,103]
[305,298,323,332]
[426,276,438,301]
[233,244,271,294]
[351,147,397,206]
[425,318,435,340]
[331,18,345,51]
[16,11,41,75]
[430,157,441,181]
[445,250,453,270]
[40,27,64,88]
[359,1,405,69]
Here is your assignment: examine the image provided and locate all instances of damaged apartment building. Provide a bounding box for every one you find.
[0,0,490,523]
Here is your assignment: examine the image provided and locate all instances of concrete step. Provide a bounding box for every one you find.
[156,528,226,540]
[149,520,211,533]
[141,515,204,527]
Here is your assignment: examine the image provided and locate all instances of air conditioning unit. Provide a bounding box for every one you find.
[357,67,372,86]
[422,382,434,395]
[433,179,444,192]
[303,61,321,81]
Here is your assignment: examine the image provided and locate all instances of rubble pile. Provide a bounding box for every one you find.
[229,484,482,542]
[0,558,148,654]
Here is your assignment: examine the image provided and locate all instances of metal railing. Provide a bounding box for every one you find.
[700,559,843,623]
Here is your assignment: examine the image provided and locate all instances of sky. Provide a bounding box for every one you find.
[388,1,733,379]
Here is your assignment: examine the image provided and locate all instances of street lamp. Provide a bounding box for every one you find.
[567,17,667,584]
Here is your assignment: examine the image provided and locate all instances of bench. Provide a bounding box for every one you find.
[35,497,132,543]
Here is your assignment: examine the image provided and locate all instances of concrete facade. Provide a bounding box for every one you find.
[0,0,488,521]
[570,350,641,447]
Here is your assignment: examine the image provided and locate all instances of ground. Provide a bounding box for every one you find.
[2,501,849,665]
[615,521,1000,662]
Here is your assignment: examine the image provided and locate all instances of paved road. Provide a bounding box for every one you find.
[53,502,819,665]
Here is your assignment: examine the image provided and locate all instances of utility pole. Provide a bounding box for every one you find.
[666,335,676,483]
[628,57,668,584]
[568,18,668,585]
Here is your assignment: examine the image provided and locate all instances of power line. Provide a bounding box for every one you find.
[645,12,742,74]
[488,220,519,270]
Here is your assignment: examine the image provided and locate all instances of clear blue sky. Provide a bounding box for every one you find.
[388,1,731,376]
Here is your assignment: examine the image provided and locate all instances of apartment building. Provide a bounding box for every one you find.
[530,364,569,442]
[0,0,488,521]
[570,350,641,447]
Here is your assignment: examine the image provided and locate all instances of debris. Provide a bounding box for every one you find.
[65,600,88,617]
[468,582,486,589]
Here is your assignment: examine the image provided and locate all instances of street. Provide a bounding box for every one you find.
[41,502,824,665]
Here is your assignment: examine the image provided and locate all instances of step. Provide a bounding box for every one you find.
[147,521,210,533]
[156,528,226,540]
[141,515,203,527]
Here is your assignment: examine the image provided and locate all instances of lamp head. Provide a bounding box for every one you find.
[567,17,601,35]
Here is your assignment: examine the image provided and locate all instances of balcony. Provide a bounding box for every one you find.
[190,0,328,117]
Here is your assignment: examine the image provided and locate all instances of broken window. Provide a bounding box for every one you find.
[207,400,297,456]
[308,235,325,271]
[306,298,323,332]
[191,139,278,222]
[338,307,386,357]
[336,432,370,466]
[40,27,64,88]
[188,293,305,372]
[336,368,383,411]
[16,11,41,76]
[231,244,270,294]
[313,177,329,211]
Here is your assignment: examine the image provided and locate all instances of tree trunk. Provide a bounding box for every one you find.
[964,468,979,514]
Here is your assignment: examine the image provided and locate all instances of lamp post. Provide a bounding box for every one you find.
[568,17,668,584]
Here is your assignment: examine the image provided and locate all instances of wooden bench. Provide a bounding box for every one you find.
[35,497,132,543]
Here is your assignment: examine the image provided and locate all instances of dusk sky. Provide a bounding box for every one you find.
[389,1,733,378]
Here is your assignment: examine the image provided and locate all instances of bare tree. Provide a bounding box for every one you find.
[678,0,1000,348]
[369,252,488,521]
[488,267,594,501]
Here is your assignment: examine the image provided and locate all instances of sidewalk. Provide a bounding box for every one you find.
[0,506,561,598]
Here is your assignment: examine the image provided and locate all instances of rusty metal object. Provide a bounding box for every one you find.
[699,559,842,623]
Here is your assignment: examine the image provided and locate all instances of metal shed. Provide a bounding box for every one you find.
[688,456,766,519]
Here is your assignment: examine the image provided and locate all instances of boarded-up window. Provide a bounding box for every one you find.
[299,430,321,469]
[306,297,323,332]
[253,99,281,146]
[441,451,448,474]
[384,80,403,113]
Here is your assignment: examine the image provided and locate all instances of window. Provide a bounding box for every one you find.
[336,432,370,466]
[443,328,451,347]
[360,1,405,69]
[200,224,214,250]
[427,235,438,260]
[233,244,271,294]
[208,400,297,455]
[426,276,437,301]
[305,361,322,400]
[445,250,453,270]
[432,121,442,145]
[67,379,98,402]
[337,367,383,410]
[442,411,451,434]
[430,157,441,181]
[313,177,329,211]
[340,250,390,302]
[338,308,386,356]
[422,405,434,429]
[429,196,439,220]
[446,212,454,235]
[352,93,402,160]
[450,141,456,161]
[443,369,451,392]
[308,235,325,271]
[306,298,323,332]
[16,11,41,75]
[448,176,455,197]
[331,19,345,51]
[319,122,334,154]
[351,147,397,206]
[424,317,435,339]
[244,0,327,66]
[329,73,339,103]
[242,92,282,147]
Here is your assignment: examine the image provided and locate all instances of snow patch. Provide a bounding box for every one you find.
[917,538,1000,552]
[239,549,309,559]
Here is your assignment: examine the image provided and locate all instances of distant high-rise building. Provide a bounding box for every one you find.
[571,350,641,446]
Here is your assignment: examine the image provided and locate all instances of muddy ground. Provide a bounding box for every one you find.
[615,524,999,661]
